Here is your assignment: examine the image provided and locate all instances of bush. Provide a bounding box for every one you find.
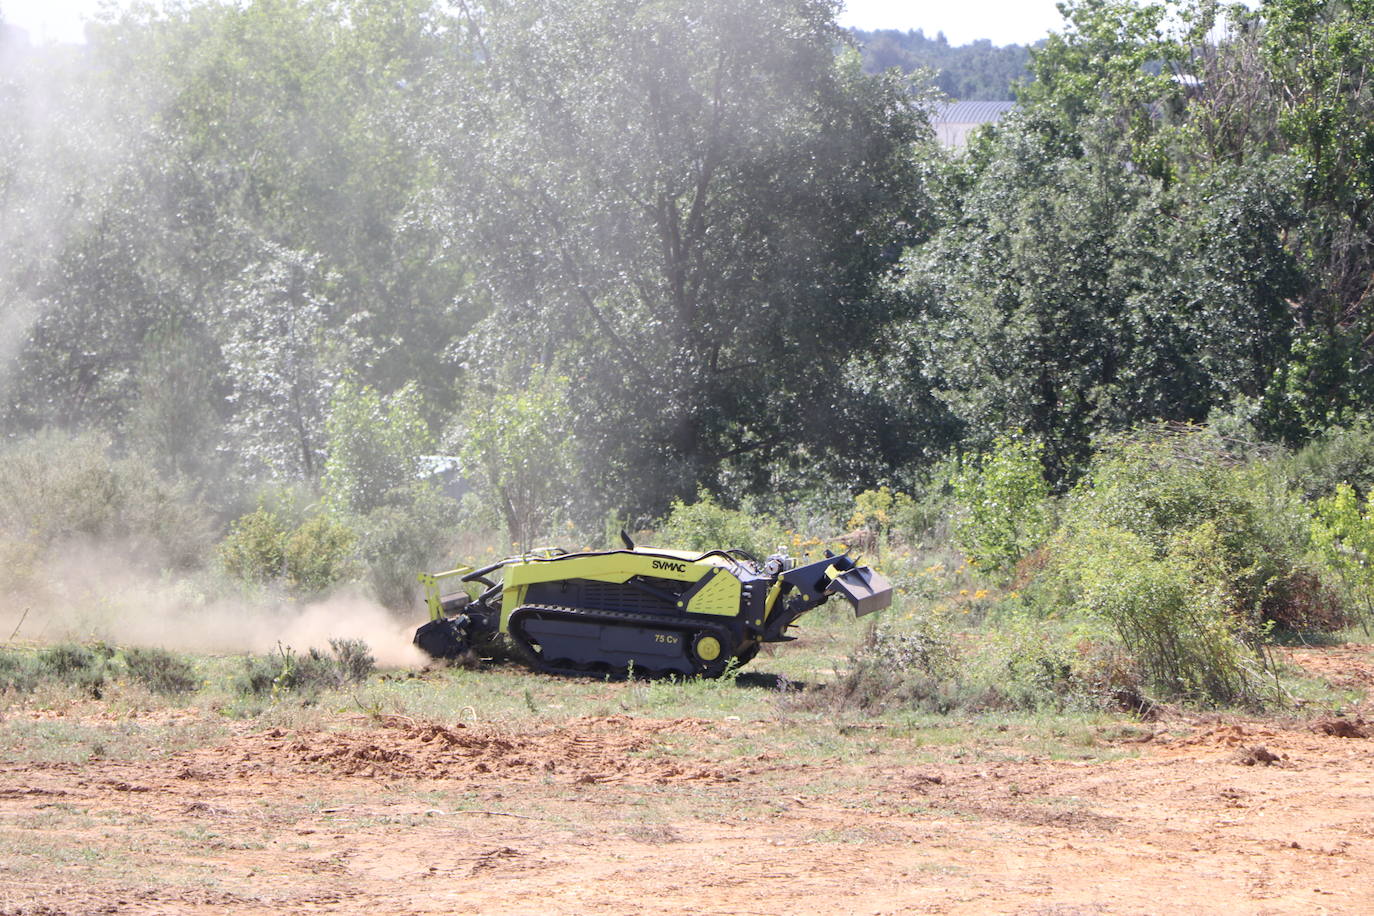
[0,649,39,693]
[659,490,787,560]
[1285,422,1374,501]
[820,620,962,713]
[957,615,1151,713]
[970,616,1086,711]
[219,508,360,596]
[122,646,199,695]
[1061,428,1328,634]
[1055,525,1260,705]
[1045,428,1332,705]
[235,640,375,697]
[846,487,916,546]
[283,515,358,594]
[328,638,376,683]
[1310,482,1374,628]
[801,612,1142,716]
[951,434,1053,574]
[218,508,289,584]
[36,643,113,698]
[352,489,459,609]
[0,431,214,569]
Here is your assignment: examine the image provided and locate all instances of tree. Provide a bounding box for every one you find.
[421,0,935,513]
[323,379,434,515]
[220,243,351,480]
[2,0,476,495]
[1167,0,1374,440]
[887,1,1301,482]
[852,28,1032,101]
[452,375,577,548]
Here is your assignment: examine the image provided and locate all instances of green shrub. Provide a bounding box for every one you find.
[846,487,916,545]
[219,508,360,596]
[122,646,199,695]
[659,490,787,560]
[353,491,459,609]
[1043,428,1336,705]
[1061,429,1329,634]
[970,616,1087,711]
[236,652,284,696]
[36,643,113,698]
[0,649,39,693]
[218,508,289,584]
[1310,482,1374,628]
[0,431,213,569]
[235,640,375,697]
[283,515,358,593]
[951,614,1150,713]
[803,612,1139,715]
[951,434,1053,574]
[328,638,376,683]
[1055,525,1260,705]
[1285,422,1374,501]
[821,620,962,713]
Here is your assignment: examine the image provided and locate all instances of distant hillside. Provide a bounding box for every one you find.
[850,28,1033,101]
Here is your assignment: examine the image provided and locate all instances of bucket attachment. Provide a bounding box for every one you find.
[828,565,892,616]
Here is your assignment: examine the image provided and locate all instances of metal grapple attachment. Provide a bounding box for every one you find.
[777,551,893,617]
[828,564,892,616]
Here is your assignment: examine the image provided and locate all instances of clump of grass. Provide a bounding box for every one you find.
[787,620,963,715]
[36,643,114,698]
[122,646,199,695]
[0,649,39,693]
[235,639,376,697]
[329,638,376,683]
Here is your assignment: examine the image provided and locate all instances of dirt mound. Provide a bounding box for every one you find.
[1311,716,1369,738]
[1233,745,1284,766]
[180,715,730,784]
[1168,722,1278,750]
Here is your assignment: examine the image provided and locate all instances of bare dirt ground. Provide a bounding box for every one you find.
[2,648,1373,915]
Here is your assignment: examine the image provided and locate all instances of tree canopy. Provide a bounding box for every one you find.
[2,0,1374,526]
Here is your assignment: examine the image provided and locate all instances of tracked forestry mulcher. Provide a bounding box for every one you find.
[413,532,892,678]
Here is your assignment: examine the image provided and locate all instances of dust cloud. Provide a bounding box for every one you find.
[0,540,428,668]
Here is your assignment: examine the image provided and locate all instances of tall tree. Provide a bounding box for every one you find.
[890,1,1301,481]
[422,0,935,513]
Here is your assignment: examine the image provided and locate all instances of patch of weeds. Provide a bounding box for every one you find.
[175,825,222,849]
[329,638,375,683]
[122,646,199,696]
[787,620,963,715]
[36,643,114,698]
[0,648,39,692]
[809,826,875,845]
[0,718,227,764]
[623,824,683,844]
[235,640,377,698]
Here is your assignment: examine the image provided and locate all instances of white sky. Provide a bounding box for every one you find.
[1,0,1068,47]
[838,0,1065,46]
[1,0,107,44]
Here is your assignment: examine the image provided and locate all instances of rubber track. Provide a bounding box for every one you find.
[507,603,735,679]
